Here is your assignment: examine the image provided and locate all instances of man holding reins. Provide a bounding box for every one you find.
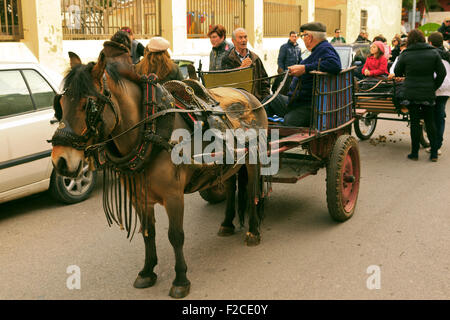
[264,22,342,127]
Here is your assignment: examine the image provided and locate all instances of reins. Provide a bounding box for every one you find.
[85,71,290,153]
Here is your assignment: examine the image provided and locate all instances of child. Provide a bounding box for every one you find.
[362,41,388,77]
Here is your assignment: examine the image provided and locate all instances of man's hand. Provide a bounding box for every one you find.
[241,57,252,68]
[364,69,371,76]
[288,64,306,77]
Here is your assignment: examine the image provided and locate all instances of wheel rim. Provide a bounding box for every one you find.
[62,163,93,196]
[358,115,376,136]
[340,146,360,213]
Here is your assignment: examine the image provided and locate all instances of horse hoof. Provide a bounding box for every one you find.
[169,283,191,299]
[218,226,235,237]
[245,232,260,246]
[133,273,157,288]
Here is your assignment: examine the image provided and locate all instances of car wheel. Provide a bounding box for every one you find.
[49,162,97,204]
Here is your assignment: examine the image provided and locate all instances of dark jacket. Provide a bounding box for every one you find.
[277,40,301,71]
[390,45,400,62]
[131,40,145,64]
[355,35,370,43]
[222,49,271,101]
[159,62,184,84]
[438,23,450,41]
[394,42,446,102]
[288,40,342,104]
[209,40,234,71]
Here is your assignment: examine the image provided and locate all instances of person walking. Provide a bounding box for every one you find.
[208,24,234,71]
[394,29,447,162]
[120,27,145,64]
[428,31,450,155]
[331,29,346,44]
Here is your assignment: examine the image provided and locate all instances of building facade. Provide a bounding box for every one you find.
[1,0,402,77]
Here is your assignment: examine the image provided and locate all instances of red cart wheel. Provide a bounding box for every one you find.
[326,135,360,222]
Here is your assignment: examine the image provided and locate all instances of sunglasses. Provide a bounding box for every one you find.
[300,33,310,39]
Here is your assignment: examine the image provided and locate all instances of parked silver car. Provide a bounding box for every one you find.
[0,62,96,204]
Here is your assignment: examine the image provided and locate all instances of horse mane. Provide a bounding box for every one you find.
[63,62,104,102]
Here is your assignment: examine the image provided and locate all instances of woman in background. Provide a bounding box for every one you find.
[394,29,446,162]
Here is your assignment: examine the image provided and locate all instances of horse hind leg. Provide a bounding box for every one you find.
[133,204,158,289]
[165,196,191,299]
[218,174,237,236]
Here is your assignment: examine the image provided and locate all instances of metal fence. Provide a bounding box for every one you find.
[61,0,161,40]
[187,0,245,38]
[0,0,23,40]
[264,2,301,37]
[315,8,341,37]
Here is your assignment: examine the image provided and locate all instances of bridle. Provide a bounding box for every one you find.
[49,90,119,152]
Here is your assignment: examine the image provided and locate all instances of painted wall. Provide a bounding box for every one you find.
[346,0,402,43]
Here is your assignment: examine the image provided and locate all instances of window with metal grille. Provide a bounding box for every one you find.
[187,0,245,39]
[361,9,368,31]
[61,0,161,40]
[315,8,340,37]
[0,0,23,41]
[264,2,301,37]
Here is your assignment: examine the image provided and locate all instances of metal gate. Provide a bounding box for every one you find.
[0,0,23,41]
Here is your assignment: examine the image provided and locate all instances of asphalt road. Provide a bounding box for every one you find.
[1,117,449,300]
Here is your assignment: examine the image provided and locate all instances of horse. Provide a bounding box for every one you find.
[49,40,268,298]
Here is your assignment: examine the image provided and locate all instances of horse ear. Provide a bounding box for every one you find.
[91,51,106,84]
[68,51,82,68]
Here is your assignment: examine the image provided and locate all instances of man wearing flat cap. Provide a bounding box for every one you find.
[264,22,342,127]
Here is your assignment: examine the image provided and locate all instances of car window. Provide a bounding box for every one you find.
[22,69,56,110]
[0,70,34,118]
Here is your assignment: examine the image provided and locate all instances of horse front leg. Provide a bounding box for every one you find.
[133,204,158,289]
[245,164,261,246]
[165,196,190,299]
[218,174,237,236]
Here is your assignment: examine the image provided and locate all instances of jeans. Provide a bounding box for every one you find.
[263,94,311,127]
[408,104,438,157]
[434,96,448,150]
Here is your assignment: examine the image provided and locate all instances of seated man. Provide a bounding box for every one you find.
[222,27,271,102]
[264,22,342,127]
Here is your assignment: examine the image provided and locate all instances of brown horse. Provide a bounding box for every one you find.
[50,41,267,298]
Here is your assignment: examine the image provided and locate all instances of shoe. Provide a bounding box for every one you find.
[407,153,418,161]
[430,156,438,162]
[426,148,442,155]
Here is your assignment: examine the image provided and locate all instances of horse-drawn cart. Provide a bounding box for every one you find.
[353,78,429,147]
[198,67,361,221]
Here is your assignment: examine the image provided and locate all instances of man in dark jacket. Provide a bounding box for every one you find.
[437,19,450,42]
[222,28,271,101]
[264,22,342,127]
[277,31,301,73]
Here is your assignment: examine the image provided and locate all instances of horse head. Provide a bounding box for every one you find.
[50,51,119,177]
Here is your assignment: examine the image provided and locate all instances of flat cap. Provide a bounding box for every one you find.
[300,22,327,33]
[147,37,170,52]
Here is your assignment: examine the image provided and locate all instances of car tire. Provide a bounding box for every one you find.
[49,162,97,204]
